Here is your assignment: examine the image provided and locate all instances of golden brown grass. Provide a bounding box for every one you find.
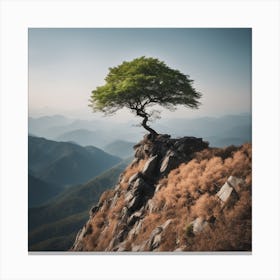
[79,143,251,251]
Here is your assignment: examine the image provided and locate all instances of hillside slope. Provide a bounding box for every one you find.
[28,174,65,207]
[72,134,251,252]
[29,159,130,251]
[28,136,121,186]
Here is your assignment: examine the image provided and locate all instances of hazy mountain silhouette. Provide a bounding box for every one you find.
[29,136,121,187]
[28,114,251,148]
[56,129,114,147]
[103,140,135,159]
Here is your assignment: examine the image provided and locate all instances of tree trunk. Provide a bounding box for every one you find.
[141,114,158,135]
[135,108,158,135]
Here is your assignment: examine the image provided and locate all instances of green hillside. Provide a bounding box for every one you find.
[29,135,121,187]
[29,158,131,251]
[28,174,65,207]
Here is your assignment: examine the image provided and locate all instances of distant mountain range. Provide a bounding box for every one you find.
[56,129,113,147]
[29,114,251,148]
[103,140,135,159]
[28,159,130,251]
[29,136,121,187]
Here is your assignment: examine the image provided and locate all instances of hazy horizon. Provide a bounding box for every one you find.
[29,28,251,120]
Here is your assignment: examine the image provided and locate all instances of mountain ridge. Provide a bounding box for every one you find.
[28,135,121,187]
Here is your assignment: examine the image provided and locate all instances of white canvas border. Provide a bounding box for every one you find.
[0,0,279,280]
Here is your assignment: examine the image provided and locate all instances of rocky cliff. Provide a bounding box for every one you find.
[71,134,251,252]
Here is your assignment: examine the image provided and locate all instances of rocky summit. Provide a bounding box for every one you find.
[71,134,251,252]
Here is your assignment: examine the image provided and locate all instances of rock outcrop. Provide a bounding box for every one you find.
[71,134,252,252]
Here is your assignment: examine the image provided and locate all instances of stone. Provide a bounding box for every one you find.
[160,150,178,175]
[142,155,158,177]
[174,246,187,252]
[130,158,140,167]
[128,172,141,185]
[110,192,119,209]
[146,199,156,213]
[129,220,143,238]
[161,219,172,230]
[191,217,208,234]
[131,242,147,252]
[216,182,234,203]
[124,191,134,203]
[114,228,128,244]
[116,244,127,252]
[120,206,128,219]
[227,176,244,190]
[127,210,144,227]
[126,173,156,213]
[132,178,152,196]
[151,234,162,250]
[216,176,241,206]
[148,219,172,250]
[83,224,93,237]
[89,205,99,217]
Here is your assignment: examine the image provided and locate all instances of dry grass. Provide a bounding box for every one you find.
[78,143,251,251]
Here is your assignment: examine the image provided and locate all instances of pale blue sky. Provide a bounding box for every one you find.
[29,28,251,120]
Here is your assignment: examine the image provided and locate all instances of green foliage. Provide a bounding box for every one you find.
[89,57,201,134]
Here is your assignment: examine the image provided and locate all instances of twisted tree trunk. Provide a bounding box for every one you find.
[136,108,158,135]
[141,114,158,135]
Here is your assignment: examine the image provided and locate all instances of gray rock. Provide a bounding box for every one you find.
[151,234,162,250]
[128,220,143,238]
[191,217,208,234]
[146,199,156,213]
[142,155,158,177]
[131,242,147,252]
[120,206,128,219]
[127,210,144,226]
[128,172,141,185]
[148,219,172,250]
[113,228,129,246]
[216,176,241,206]
[160,150,178,175]
[110,192,119,209]
[161,219,172,230]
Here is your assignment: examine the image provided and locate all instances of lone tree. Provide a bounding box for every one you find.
[89,56,201,135]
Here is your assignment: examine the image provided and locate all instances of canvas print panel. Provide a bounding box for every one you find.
[28,28,252,252]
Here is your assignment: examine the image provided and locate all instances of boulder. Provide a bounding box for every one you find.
[191,217,208,234]
[160,150,178,175]
[216,176,241,207]
[128,172,142,186]
[227,176,244,191]
[142,155,158,177]
[127,210,144,227]
[148,219,172,250]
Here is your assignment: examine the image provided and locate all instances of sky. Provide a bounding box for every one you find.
[28,28,251,120]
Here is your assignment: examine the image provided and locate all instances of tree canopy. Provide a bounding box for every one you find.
[89,56,201,135]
